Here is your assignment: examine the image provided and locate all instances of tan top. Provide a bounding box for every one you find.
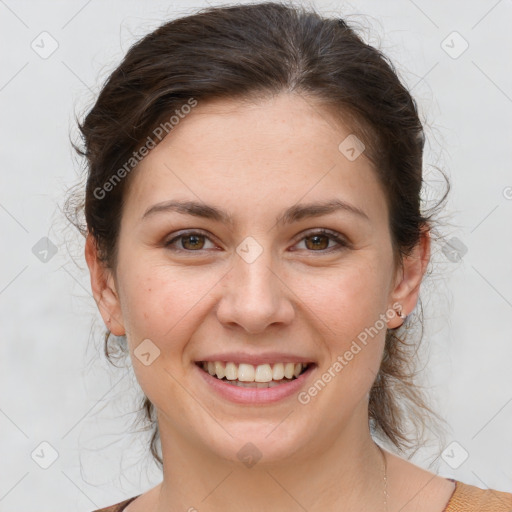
[91,478,512,512]
[441,478,512,511]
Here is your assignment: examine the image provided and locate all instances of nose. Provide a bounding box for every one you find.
[215,249,295,334]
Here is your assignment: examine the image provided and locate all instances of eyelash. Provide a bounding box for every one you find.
[164,229,349,254]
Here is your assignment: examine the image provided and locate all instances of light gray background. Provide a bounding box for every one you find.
[1,0,511,510]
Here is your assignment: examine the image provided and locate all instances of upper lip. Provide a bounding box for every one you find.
[195,352,316,366]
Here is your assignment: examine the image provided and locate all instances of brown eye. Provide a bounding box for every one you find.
[304,234,330,250]
[165,231,216,252]
[181,234,206,250]
[294,229,349,253]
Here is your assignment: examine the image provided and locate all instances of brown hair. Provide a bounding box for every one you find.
[65,1,450,469]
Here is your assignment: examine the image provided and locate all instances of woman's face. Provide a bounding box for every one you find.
[87,92,426,465]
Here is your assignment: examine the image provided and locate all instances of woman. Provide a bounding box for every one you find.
[67,2,512,510]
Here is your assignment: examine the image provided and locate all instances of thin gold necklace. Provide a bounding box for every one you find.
[376,443,389,511]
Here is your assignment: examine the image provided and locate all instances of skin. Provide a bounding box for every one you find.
[85,93,455,511]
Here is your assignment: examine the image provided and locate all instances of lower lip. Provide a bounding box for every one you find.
[195,363,316,404]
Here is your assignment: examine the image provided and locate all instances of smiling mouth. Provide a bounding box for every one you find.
[196,361,313,388]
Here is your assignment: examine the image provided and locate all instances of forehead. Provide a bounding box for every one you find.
[122,93,388,226]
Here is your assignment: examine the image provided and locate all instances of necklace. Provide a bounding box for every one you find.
[376,443,389,511]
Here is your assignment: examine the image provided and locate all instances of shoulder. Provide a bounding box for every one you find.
[90,495,140,512]
[444,479,512,511]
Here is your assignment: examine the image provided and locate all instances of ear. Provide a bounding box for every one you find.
[387,225,431,329]
[84,233,126,336]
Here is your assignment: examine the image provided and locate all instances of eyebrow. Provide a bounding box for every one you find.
[141,198,369,225]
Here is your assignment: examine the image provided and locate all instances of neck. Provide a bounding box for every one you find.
[154,403,387,512]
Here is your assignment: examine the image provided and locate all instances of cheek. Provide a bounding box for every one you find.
[118,265,217,409]
[296,264,389,418]
[118,262,219,353]
[293,257,391,344]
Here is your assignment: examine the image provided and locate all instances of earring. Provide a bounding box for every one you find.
[395,305,406,323]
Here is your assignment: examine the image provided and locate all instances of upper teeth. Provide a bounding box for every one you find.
[201,361,308,382]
